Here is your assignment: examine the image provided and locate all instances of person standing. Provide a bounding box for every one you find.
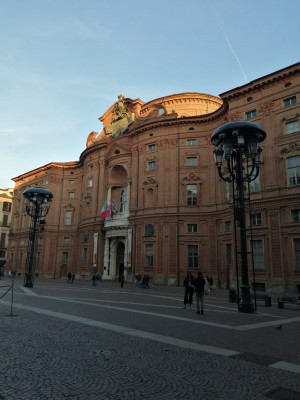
[183,272,194,309]
[194,271,206,315]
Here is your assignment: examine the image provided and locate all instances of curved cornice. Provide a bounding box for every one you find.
[79,141,108,163]
[127,103,228,137]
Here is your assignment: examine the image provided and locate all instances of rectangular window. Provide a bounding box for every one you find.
[185,156,198,166]
[120,187,127,212]
[248,166,260,192]
[186,184,197,206]
[69,179,75,185]
[87,179,93,188]
[0,233,6,247]
[251,240,264,270]
[294,239,300,270]
[291,209,300,222]
[224,181,230,202]
[284,96,297,107]
[2,202,11,212]
[187,224,197,233]
[68,191,75,198]
[251,213,262,226]
[285,120,300,134]
[148,161,157,171]
[288,156,300,185]
[187,139,197,146]
[225,221,231,232]
[188,245,199,268]
[63,236,70,244]
[2,214,8,227]
[145,244,154,268]
[65,210,72,226]
[148,143,156,151]
[226,243,232,271]
[246,109,257,119]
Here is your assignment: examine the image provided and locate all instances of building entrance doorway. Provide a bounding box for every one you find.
[116,242,125,281]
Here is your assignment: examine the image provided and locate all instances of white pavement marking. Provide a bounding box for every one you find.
[45,296,297,330]
[19,287,39,296]
[269,361,300,374]
[0,301,239,357]
[236,316,300,331]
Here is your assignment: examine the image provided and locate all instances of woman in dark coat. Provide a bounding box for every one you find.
[183,272,195,309]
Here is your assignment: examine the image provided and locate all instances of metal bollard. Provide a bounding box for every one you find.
[278,299,284,309]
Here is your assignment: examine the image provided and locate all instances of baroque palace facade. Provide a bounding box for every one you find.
[7,63,300,293]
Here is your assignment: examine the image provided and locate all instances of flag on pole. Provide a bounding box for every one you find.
[100,199,108,220]
[100,196,112,221]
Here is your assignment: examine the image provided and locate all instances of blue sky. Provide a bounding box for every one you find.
[0,0,299,188]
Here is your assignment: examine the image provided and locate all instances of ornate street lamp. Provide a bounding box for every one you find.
[23,187,53,287]
[211,121,266,313]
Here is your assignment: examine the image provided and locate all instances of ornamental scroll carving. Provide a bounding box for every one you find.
[258,101,274,113]
[64,203,75,210]
[143,177,158,187]
[280,143,300,156]
[182,173,202,182]
[133,138,178,155]
[229,111,242,121]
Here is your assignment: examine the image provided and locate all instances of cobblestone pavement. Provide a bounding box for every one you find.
[0,277,300,400]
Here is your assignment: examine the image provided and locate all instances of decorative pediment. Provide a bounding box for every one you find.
[183,173,202,182]
[106,141,132,160]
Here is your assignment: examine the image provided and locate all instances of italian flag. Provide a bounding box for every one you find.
[100,199,112,220]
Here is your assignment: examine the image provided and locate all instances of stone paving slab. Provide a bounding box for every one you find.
[0,308,300,400]
[0,278,300,399]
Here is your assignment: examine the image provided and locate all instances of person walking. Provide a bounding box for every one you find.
[120,272,125,288]
[194,271,206,315]
[96,273,101,286]
[183,272,194,309]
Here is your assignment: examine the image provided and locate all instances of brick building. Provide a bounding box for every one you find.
[7,63,300,293]
[0,188,13,275]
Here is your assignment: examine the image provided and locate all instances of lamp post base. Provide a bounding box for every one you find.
[238,285,255,313]
[24,273,34,288]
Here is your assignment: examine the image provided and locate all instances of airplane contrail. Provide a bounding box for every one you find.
[211,7,249,83]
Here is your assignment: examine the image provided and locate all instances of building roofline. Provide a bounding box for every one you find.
[220,62,300,98]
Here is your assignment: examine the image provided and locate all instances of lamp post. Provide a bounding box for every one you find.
[211,121,266,313]
[23,187,53,288]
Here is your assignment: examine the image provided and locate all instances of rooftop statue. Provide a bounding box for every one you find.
[113,94,129,122]
[104,94,134,137]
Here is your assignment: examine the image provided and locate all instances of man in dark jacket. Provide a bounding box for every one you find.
[194,271,206,315]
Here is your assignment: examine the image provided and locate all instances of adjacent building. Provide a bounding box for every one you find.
[0,188,13,275]
[7,63,300,294]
